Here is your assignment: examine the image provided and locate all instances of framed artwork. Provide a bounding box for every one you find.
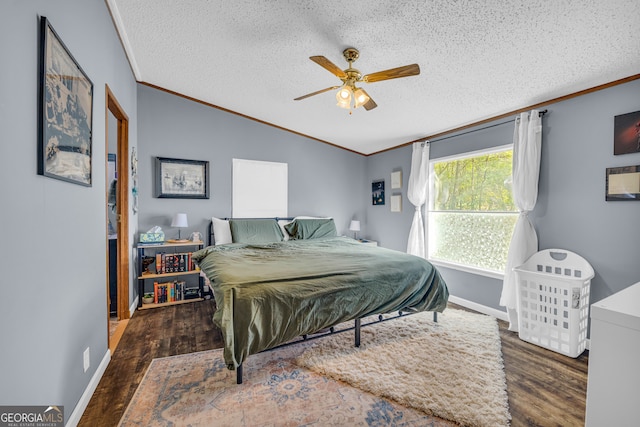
[391,171,402,189]
[372,180,385,205]
[38,17,94,186]
[232,158,288,217]
[605,165,640,201]
[613,110,640,155]
[155,157,210,199]
[390,194,402,212]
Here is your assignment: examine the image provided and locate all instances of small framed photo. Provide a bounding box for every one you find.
[390,194,402,212]
[38,17,94,186]
[155,157,210,199]
[391,171,402,189]
[372,180,385,205]
[614,110,640,155]
[606,165,640,201]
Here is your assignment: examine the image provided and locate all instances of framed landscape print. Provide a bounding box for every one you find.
[155,157,210,199]
[38,17,94,186]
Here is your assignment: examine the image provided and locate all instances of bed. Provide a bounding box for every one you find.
[193,217,449,383]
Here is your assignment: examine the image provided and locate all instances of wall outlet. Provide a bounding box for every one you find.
[83,347,90,373]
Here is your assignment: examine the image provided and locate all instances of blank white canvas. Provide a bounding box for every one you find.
[232,158,288,217]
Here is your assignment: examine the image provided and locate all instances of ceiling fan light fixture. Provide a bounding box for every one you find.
[353,87,370,108]
[336,85,352,109]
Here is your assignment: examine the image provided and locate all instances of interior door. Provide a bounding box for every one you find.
[105,85,130,348]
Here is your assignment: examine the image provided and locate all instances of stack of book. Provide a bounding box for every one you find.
[154,252,198,274]
[152,280,195,303]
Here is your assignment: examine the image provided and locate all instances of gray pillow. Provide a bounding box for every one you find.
[285,218,337,239]
[229,219,284,244]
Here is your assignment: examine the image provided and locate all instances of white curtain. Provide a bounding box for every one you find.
[406,142,430,257]
[500,110,543,331]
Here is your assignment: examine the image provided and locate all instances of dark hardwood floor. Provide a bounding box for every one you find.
[79,301,588,426]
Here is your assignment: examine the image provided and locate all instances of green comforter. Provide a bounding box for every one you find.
[193,237,449,369]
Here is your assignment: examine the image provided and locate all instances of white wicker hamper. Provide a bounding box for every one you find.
[514,249,594,357]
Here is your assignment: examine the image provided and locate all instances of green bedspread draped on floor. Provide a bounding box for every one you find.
[193,236,449,370]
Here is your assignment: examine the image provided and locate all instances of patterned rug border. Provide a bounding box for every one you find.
[119,309,509,427]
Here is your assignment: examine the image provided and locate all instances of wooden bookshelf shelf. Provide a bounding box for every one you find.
[136,241,205,309]
[138,270,200,280]
[138,298,204,310]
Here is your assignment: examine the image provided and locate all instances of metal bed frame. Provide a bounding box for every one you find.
[235,310,438,384]
[205,218,439,384]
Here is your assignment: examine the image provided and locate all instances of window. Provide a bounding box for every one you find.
[428,145,517,276]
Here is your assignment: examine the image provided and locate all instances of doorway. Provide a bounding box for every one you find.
[106,85,130,351]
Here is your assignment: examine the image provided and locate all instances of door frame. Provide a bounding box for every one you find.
[105,84,130,332]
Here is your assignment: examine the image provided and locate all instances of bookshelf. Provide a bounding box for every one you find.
[136,240,205,310]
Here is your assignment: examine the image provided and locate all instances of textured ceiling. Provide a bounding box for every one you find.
[107,0,640,155]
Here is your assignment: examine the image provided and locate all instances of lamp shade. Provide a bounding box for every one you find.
[171,213,188,228]
[353,87,370,108]
[336,85,353,109]
[349,220,361,232]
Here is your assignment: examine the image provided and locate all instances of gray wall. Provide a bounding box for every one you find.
[1,0,636,417]
[0,0,137,422]
[364,146,416,249]
[366,78,640,312]
[136,84,367,265]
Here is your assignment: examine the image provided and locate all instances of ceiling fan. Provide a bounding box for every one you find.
[294,47,420,112]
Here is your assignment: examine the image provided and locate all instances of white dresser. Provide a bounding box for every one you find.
[585,281,640,426]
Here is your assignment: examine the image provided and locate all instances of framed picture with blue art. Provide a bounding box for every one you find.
[38,17,94,186]
[372,180,385,205]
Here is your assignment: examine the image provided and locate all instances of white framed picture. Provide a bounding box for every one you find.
[391,171,402,189]
[391,195,402,212]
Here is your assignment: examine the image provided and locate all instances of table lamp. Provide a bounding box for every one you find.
[349,220,361,240]
[171,213,188,241]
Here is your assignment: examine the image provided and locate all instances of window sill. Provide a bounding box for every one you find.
[427,259,505,280]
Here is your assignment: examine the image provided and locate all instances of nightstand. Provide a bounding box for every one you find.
[136,241,205,309]
[357,239,378,247]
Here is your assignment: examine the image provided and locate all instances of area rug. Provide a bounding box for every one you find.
[119,309,509,426]
[297,309,510,427]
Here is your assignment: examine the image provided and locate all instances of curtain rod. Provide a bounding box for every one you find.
[419,109,547,145]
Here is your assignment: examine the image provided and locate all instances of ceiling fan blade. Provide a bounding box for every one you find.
[310,56,347,79]
[363,97,377,111]
[294,86,340,101]
[363,64,420,83]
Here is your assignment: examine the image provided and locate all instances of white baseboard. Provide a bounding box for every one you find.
[66,350,111,427]
[67,296,136,426]
[130,296,138,316]
[448,295,509,322]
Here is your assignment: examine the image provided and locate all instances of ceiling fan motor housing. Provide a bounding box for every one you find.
[343,47,360,63]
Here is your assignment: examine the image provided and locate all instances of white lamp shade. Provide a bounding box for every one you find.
[349,220,361,232]
[171,213,188,228]
[353,88,370,108]
[336,86,353,109]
